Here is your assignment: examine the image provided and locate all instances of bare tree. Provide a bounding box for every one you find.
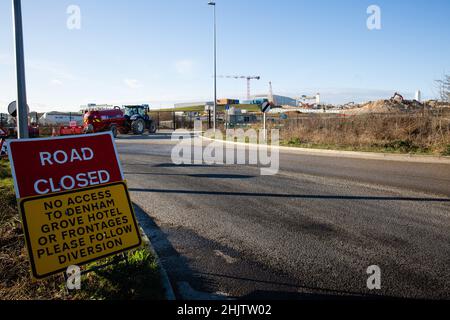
[435,74,450,102]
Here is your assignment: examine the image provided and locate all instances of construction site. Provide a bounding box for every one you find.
[2,86,450,157]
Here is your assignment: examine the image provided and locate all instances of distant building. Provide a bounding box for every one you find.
[39,112,84,126]
[252,94,297,107]
[415,90,422,102]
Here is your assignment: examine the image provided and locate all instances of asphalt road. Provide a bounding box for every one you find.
[116,133,450,300]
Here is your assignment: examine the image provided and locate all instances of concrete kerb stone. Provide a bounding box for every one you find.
[200,135,450,165]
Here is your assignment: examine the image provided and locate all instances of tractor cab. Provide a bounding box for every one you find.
[124,105,149,120]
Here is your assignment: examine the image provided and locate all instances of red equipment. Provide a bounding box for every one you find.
[59,126,84,136]
[83,107,127,138]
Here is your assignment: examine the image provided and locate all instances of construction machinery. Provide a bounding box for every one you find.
[124,105,157,135]
[391,92,405,103]
[389,92,424,110]
[83,104,157,138]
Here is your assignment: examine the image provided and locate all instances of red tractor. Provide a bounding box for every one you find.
[83,105,157,138]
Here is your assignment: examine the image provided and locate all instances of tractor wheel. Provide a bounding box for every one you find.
[148,121,157,134]
[131,119,145,135]
[110,125,118,138]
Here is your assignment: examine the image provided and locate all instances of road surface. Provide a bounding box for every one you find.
[116,133,450,300]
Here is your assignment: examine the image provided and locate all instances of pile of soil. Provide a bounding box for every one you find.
[346,99,429,114]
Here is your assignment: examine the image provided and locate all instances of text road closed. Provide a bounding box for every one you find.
[7,133,124,198]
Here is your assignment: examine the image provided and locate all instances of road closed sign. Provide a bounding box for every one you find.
[7,132,143,280]
[7,132,124,198]
[19,182,142,279]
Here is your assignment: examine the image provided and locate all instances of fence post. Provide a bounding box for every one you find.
[208,110,212,129]
[157,112,160,129]
[173,111,176,131]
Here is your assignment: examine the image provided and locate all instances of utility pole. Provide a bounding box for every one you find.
[12,0,29,139]
[208,1,217,132]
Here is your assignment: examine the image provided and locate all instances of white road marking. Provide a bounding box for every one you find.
[214,250,237,264]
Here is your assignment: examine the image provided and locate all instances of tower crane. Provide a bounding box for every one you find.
[218,75,261,100]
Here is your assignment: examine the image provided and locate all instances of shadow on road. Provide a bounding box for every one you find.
[129,188,450,202]
[133,204,214,299]
[124,172,256,179]
[152,163,222,168]
[133,203,401,300]
[195,272,395,300]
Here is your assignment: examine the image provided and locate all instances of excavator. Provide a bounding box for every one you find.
[391,92,404,103]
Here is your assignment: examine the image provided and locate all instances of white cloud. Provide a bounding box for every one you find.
[50,79,63,86]
[174,59,194,75]
[124,78,143,89]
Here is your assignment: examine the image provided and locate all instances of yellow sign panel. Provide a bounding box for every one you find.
[19,182,142,279]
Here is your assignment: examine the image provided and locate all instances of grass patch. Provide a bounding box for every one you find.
[0,159,164,300]
[0,160,13,189]
[278,113,450,156]
[0,160,61,300]
[205,131,441,156]
[72,249,164,300]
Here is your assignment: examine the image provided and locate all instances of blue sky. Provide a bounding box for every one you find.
[0,0,449,111]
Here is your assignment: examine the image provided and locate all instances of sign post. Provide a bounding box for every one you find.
[12,0,29,139]
[225,105,230,130]
[7,132,142,279]
[261,101,271,141]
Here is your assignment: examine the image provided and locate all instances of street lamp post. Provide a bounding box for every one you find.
[208,1,217,132]
[12,0,29,139]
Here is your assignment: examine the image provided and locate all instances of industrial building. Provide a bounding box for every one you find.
[172,94,298,110]
[252,94,297,107]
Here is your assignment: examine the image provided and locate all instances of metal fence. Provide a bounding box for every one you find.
[0,114,9,128]
[150,111,215,130]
